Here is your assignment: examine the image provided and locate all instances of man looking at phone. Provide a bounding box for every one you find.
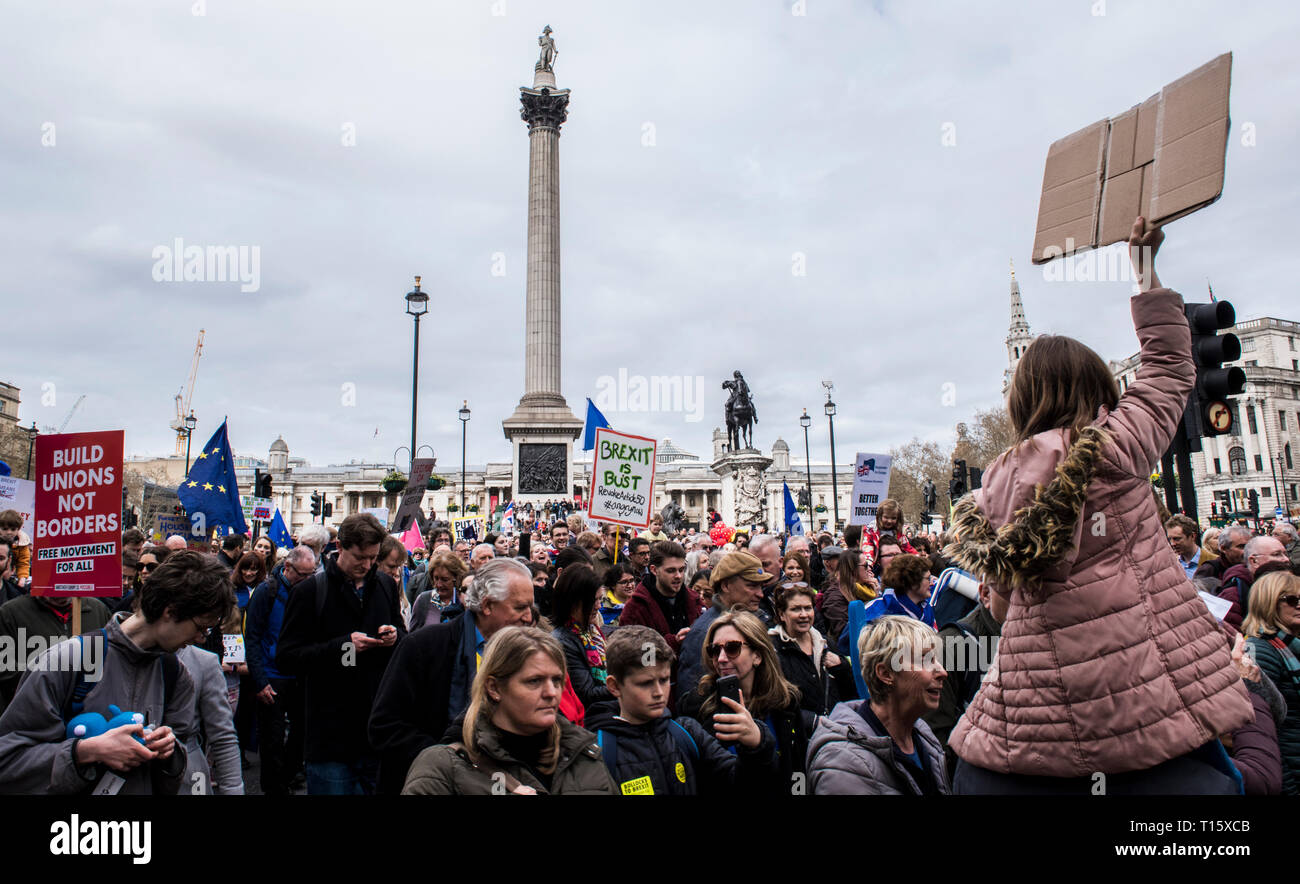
[277,513,405,795]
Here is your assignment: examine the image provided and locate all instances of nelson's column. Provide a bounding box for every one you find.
[501,26,584,503]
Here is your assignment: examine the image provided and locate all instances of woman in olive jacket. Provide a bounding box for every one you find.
[402,627,615,795]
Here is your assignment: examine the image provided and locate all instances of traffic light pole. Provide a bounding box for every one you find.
[1173,432,1198,524]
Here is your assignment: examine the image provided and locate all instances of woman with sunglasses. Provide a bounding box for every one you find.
[769,583,856,715]
[1243,571,1300,794]
[679,610,812,793]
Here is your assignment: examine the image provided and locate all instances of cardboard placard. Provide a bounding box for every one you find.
[239,495,274,523]
[451,515,486,545]
[32,431,124,597]
[0,476,35,538]
[587,428,657,529]
[1032,53,1231,263]
[848,452,893,527]
[392,458,434,533]
[222,633,246,665]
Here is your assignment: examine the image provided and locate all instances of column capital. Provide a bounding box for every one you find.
[520,86,570,131]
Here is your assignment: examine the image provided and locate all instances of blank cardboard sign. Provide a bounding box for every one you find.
[1032,53,1231,264]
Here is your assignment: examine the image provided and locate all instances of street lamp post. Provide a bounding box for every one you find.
[405,276,430,474]
[799,408,812,535]
[824,383,839,532]
[25,422,38,480]
[183,411,197,474]
[458,400,471,514]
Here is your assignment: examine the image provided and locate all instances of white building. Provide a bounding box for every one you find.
[1110,315,1300,520]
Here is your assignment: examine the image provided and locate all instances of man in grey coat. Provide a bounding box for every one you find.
[0,551,234,795]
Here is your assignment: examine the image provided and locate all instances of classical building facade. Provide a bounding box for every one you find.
[1110,315,1300,521]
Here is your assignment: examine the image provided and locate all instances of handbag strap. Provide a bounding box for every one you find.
[447,742,524,793]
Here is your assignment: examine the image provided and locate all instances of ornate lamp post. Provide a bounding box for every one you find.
[458,400,471,514]
[183,411,197,473]
[405,276,429,473]
[799,408,812,534]
[824,383,840,532]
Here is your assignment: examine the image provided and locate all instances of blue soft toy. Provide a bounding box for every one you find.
[65,712,109,740]
[64,705,146,744]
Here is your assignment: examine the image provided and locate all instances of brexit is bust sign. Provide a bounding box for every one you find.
[588,428,657,529]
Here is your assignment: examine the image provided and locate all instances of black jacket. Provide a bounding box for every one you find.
[553,625,614,709]
[583,704,776,795]
[368,610,480,795]
[925,601,1001,779]
[769,627,857,715]
[275,555,405,765]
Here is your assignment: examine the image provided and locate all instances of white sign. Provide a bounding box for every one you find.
[239,495,274,522]
[361,507,389,525]
[451,515,486,544]
[587,428,657,528]
[222,633,246,664]
[393,458,434,532]
[848,452,893,527]
[0,477,35,538]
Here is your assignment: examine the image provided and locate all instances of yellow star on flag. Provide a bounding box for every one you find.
[211,448,220,455]
[188,481,198,487]
[203,482,214,491]
[196,451,207,459]
[218,485,226,493]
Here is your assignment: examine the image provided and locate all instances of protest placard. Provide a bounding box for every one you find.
[32,430,124,597]
[587,428,656,529]
[239,495,274,523]
[393,458,434,532]
[153,512,190,541]
[451,515,486,545]
[848,452,892,527]
[222,634,246,665]
[0,476,35,538]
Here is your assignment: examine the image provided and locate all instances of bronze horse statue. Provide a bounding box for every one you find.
[722,378,757,451]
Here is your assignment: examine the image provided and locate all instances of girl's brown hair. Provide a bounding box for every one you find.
[1007,335,1120,444]
[699,611,800,719]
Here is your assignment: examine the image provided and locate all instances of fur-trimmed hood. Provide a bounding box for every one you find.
[943,426,1108,593]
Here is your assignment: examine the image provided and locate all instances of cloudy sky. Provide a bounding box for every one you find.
[3,0,1296,471]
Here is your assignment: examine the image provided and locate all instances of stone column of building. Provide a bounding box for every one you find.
[502,31,583,506]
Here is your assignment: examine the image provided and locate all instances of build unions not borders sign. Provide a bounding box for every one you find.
[32,431,124,597]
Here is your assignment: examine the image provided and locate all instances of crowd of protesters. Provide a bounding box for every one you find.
[1,218,1298,796]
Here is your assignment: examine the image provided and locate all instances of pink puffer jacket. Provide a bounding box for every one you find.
[946,289,1252,777]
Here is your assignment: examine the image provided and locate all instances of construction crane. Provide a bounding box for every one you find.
[41,394,86,434]
[170,329,205,456]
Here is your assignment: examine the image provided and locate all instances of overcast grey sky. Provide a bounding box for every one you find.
[3,0,1296,470]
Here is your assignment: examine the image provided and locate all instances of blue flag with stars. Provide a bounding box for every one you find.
[177,419,248,537]
[269,508,294,550]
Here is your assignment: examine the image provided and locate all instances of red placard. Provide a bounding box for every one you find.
[32,430,124,597]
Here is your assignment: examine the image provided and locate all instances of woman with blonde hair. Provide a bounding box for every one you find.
[401,627,616,795]
[1243,571,1300,794]
[942,218,1252,794]
[679,610,812,793]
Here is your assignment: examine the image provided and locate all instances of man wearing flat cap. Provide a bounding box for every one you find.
[676,551,769,699]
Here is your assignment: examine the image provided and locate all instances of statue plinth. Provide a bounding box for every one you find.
[712,449,773,531]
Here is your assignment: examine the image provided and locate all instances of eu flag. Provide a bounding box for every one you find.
[177,419,249,537]
[582,398,611,451]
[268,508,294,550]
[783,482,805,537]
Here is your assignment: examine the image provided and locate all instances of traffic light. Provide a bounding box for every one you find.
[968,466,983,491]
[323,502,333,518]
[256,470,273,498]
[949,459,968,500]
[1249,489,1259,517]
[310,492,322,518]
[1183,301,1247,450]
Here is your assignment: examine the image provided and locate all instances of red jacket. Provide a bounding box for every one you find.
[618,581,704,653]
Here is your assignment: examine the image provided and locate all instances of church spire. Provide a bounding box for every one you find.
[1003,261,1034,395]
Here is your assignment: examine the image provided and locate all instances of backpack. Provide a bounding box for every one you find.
[596,720,699,793]
[63,628,181,725]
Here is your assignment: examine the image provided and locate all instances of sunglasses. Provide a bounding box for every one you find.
[780,581,810,590]
[707,640,748,659]
[1280,595,1300,609]
[140,562,159,572]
